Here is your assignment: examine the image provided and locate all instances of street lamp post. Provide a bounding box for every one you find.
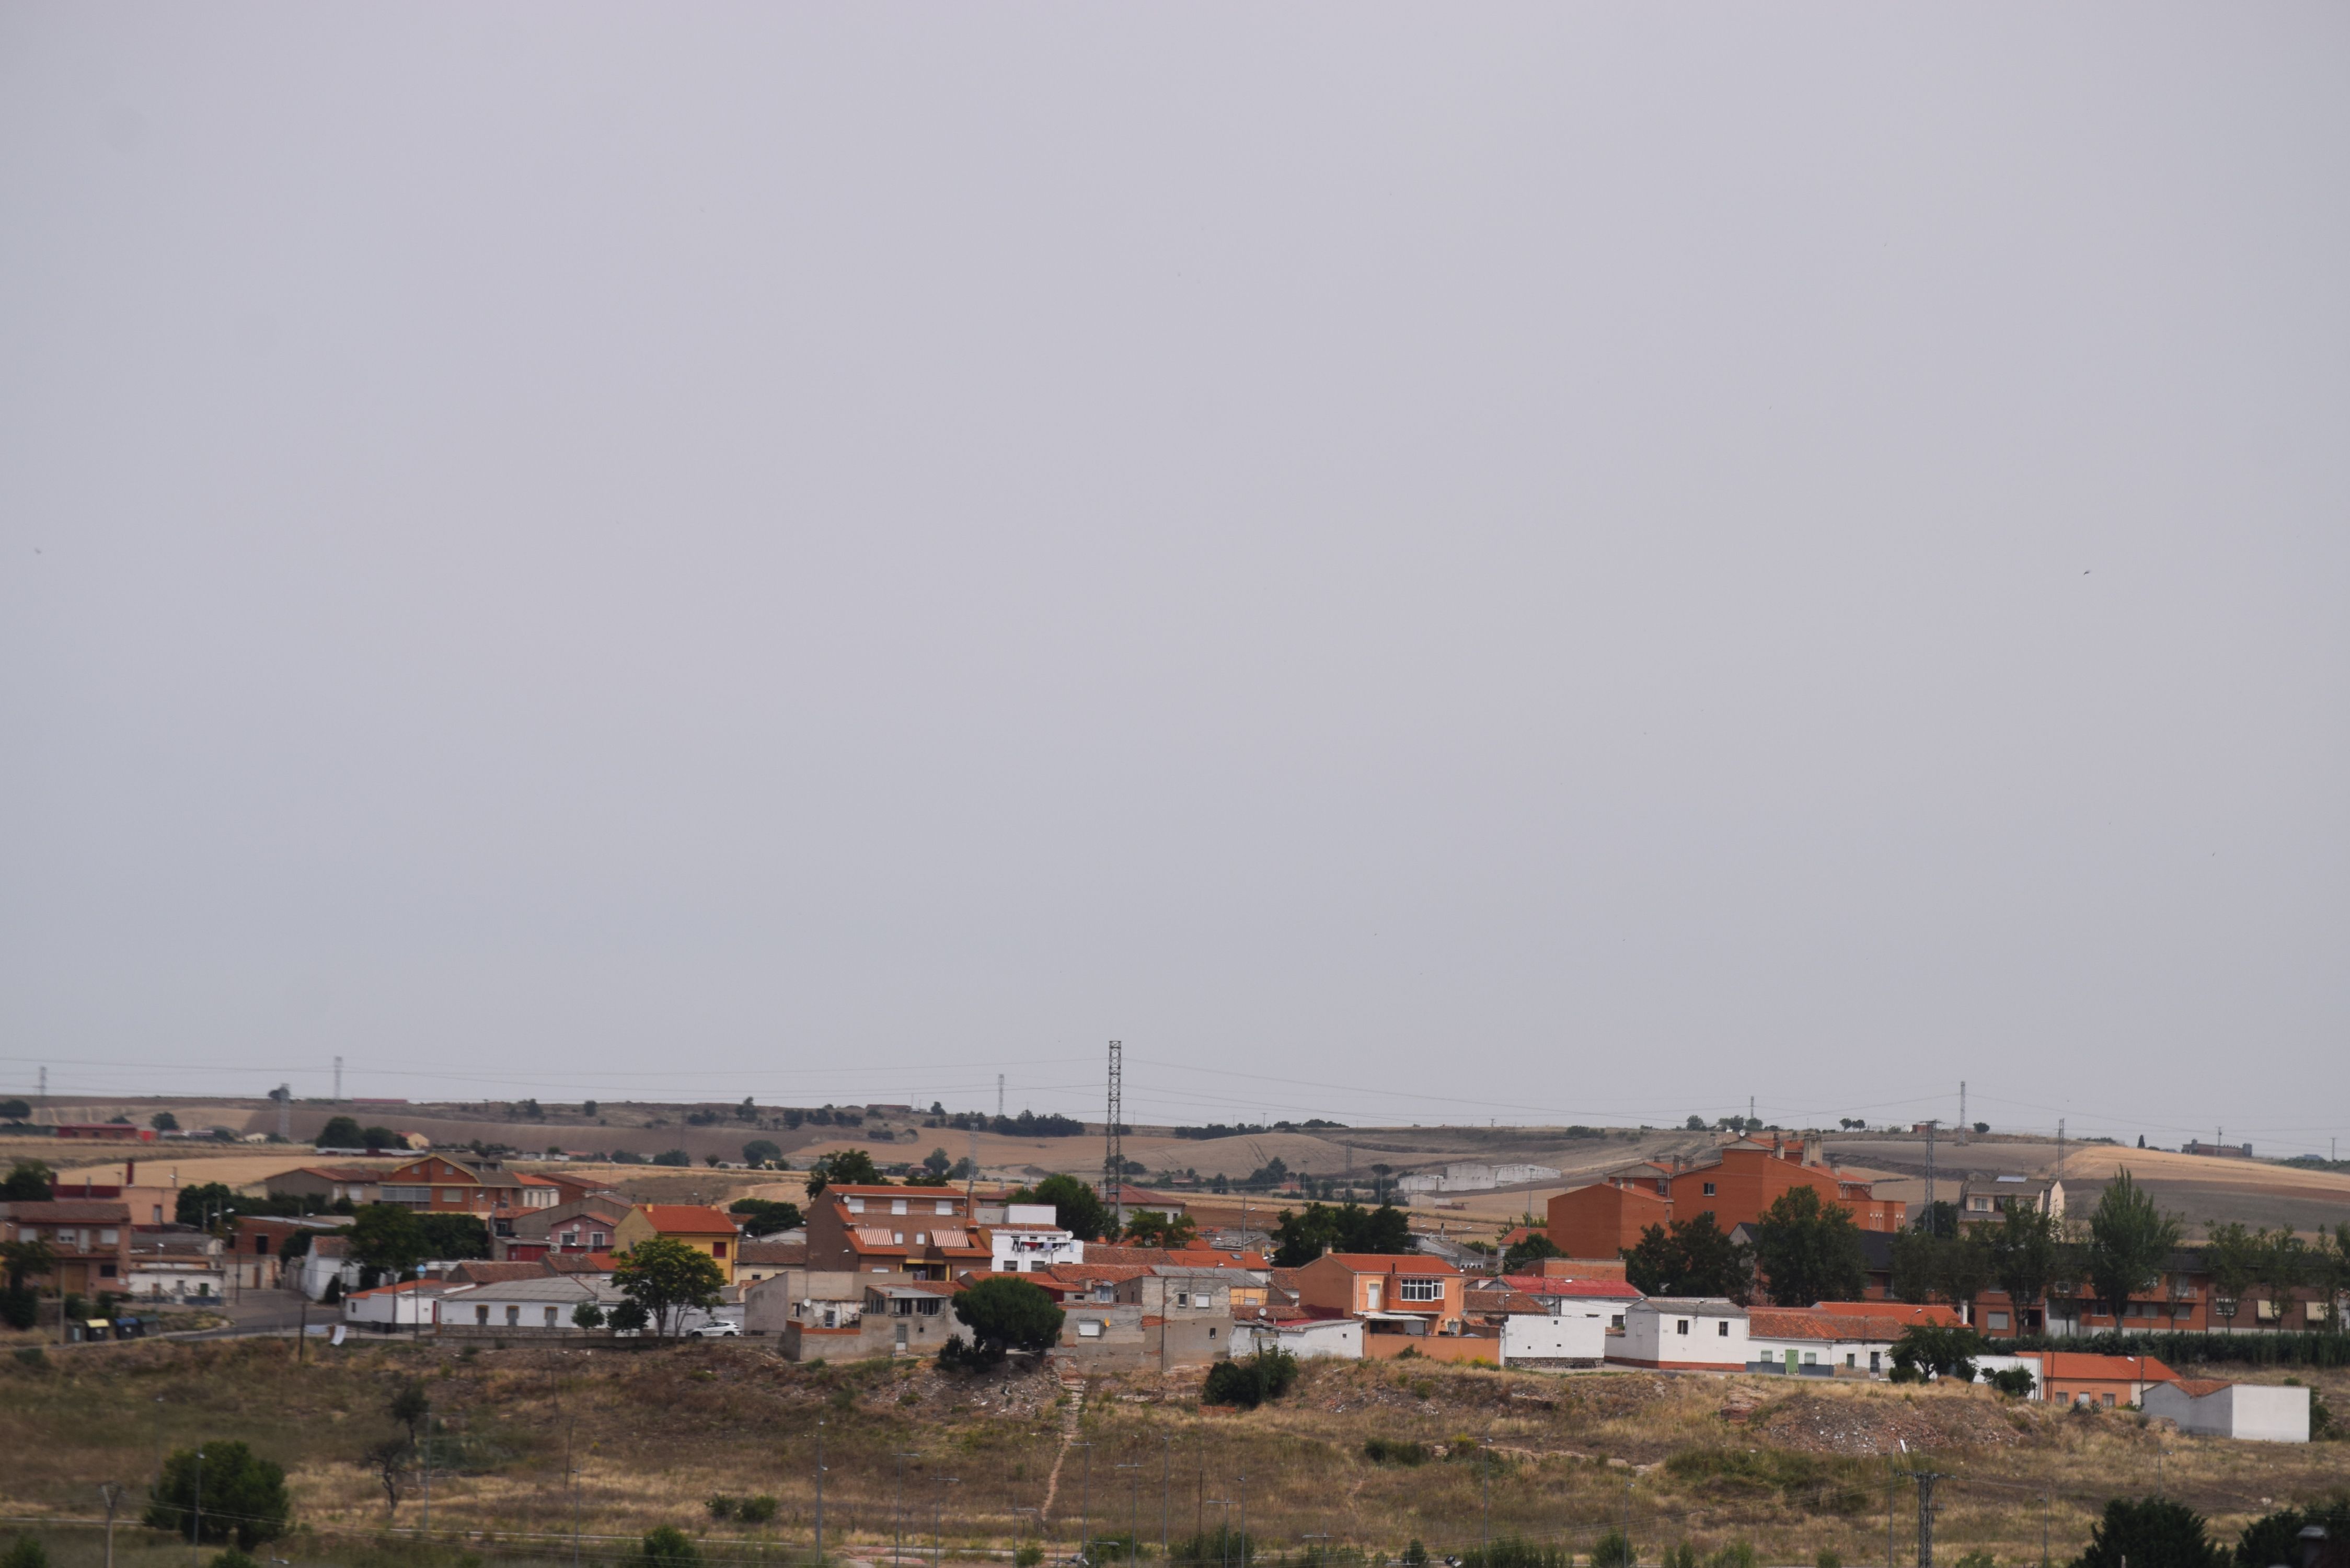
[1160,1438,1173,1562]
[934,1478,958,1568]
[190,1447,204,1568]
[1076,1443,1095,1566]
[1117,1465,1144,1563]
[1204,1500,1232,1568]
[814,1420,827,1565]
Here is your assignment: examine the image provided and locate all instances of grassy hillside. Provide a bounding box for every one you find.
[3,1338,2343,1568]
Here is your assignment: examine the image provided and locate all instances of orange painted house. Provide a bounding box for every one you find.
[1549,1136,1904,1259]
[613,1204,742,1285]
[1295,1253,1467,1335]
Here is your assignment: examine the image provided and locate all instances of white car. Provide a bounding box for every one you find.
[687,1319,742,1338]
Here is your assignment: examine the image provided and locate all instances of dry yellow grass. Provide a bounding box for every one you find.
[3,1336,2342,1568]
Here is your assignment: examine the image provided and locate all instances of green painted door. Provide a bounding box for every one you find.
[1787,1348,1799,1374]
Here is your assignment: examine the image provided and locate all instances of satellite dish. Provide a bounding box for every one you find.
[330,1324,347,1347]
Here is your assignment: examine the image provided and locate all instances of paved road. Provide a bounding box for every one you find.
[178,1288,317,1340]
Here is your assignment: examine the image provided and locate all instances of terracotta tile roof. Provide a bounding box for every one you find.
[1323,1253,1461,1275]
[633,1205,738,1234]
[546,1252,615,1274]
[1045,1264,1154,1285]
[445,1261,560,1285]
[1499,1274,1642,1299]
[1748,1309,1908,1342]
[2173,1378,2232,1398]
[1079,1244,1181,1266]
[740,1241,809,1266]
[2,1200,132,1223]
[1811,1300,1964,1326]
[2038,1352,2178,1382]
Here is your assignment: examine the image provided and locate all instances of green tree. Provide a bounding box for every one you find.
[614,1236,726,1338]
[571,1301,605,1329]
[1937,1229,1995,1320]
[175,1182,241,1228]
[413,1213,491,1260]
[317,1116,365,1149]
[804,1148,884,1198]
[4,1535,51,1568]
[1622,1212,1750,1299]
[1890,1323,1987,1380]
[2251,1228,2310,1329]
[151,1111,179,1132]
[1,1237,55,1292]
[1017,1173,1110,1243]
[388,1380,429,1444]
[949,1275,1065,1366]
[2,1160,55,1201]
[1502,1233,1563,1273]
[924,1147,953,1178]
[1988,1204,2060,1328]
[1268,1202,1411,1266]
[1752,1186,1868,1306]
[728,1198,802,1235]
[651,1149,690,1168]
[2071,1498,2226,1568]
[1122,1210,1199,1249]
[741,1139,783,1167]
[145,1442,292,1550]
[610,1300,651,1333]
[2233,1498,2350,1568]
[2083,1171,2181,1322]
[348,1205,425,1275]
[641,1526,701,1568]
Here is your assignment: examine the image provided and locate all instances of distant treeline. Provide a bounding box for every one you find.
[2000,1329,2350,1368]
[1173,1120,1344,1140]
[938,1110,1087,1138]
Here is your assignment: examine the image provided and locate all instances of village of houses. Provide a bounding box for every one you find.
[4,1125,2330,1447]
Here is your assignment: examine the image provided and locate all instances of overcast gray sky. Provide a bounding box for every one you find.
[3,6,2345,1152]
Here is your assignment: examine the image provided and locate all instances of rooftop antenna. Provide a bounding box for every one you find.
[1103,1040,1124,1232]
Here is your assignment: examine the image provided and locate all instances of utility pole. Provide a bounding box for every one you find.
[1959,1083,1967,1145]
[191,1447,204,1567]
[1079,1440,1095,1565]
[1119,1462,1143,1561]
[935,1478,957,1568]
[335,1056,343,1102]
[1161,1436,1173,1562]
[1621,1473,1633,1568]
[814,1419,826,1564]
[897,1449,918,1566]
[420,1400,431,1536]
[1103,1042,1125,1231]
[1916,1471,1944,1568]
[1479,1440,1491,1560]
[1924,1121,1939,1227]
[569,1421,581,1568]
[1885,1460,1895,1568]
[100,1482,125,1568]
[998,1074,1006,1119]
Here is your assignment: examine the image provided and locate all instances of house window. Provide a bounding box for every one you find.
[712,1242,727,1259]
[506,1306,521,1326]
[893,1232,905,1245]
[591,1232,606,1247]
[846,1198,866,1214]
[935,1200,954,1215]
[100,1263,117,1278]
[1610,1315,1624,1329]
[544,1307,558,1327]
[917,1298,940,1316]
[1802,1351,1818,1365]
[1988,1312,2010,1331]
[1175,1293,1190,1309]
[1845,1354,1856,1368]
[914,1234,926,1246]
[1398,1277,1442,1302]
[891,1198,909,1215]
[442,1190,462,1204]
[476,1305,490,1324]
[1718,1321,1730,1337]
[1676,1319,1690,1336]
[1702,1182,1717,1196]
[1870,1352,1881,1371]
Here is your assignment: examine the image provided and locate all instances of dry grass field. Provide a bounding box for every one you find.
[3,1335,2343,1568]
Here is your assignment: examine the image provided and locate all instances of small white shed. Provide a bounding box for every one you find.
[2144,1379,2309,1443]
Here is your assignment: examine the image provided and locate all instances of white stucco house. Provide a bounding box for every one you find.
[988,1205,1084,1273]
[1609,1298,1749,1370]
[1236,1315,1363,1359]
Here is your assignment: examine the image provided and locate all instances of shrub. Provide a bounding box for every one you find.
[706,1496,736,1521]
[1015,1547,1044,1568]
[0,1288,36,1331]
[2234,1500,2350,1568]
[2072,1497,2227,1568]
[4,1537,50,1568]
[1592,1529,1634,1568]
[572,1302,605,1330]
[1665,1546,1698,1568]
[1818,1552,1844,1568]
[13,1345,43,1368]
[209,1553,259,1568]
[1174,1528,1252,1565]
[1988,1367,2036,1398]
[737,1496,778,1525]
[1954,1553,1995,1568]
[1708,1544,1756,1568]
[1363,1437,1429,1466]
[642,1527,700,1568]
[1202,1347,1300,1410]
[1402,1545,1427,1567]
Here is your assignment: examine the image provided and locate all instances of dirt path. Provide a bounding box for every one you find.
[1039,1366,1088,1523]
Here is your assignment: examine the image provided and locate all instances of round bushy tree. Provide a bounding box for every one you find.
[145,1443,291,1550]
[2073,1498,2226,1568]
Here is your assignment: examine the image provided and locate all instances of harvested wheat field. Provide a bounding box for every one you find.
[3,1338,2344,1568]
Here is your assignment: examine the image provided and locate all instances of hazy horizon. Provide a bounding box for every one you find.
[4,8,2345,1156]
